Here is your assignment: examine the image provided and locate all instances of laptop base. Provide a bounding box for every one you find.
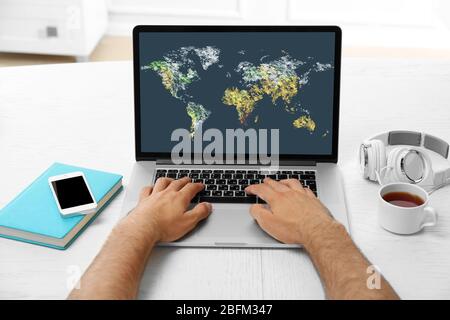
[120,162,350,248]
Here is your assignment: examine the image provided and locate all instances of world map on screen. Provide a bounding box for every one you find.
[141,45,333,138]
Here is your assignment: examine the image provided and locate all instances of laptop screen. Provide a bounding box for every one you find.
[135,27,340,161]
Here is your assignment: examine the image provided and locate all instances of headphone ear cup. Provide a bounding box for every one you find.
[364,143,375,180]
[418,150,432,183]
[378,142,387,172]
[360,140,371,179]
[386,148,397,182]
[387,147,408,183]
[367,145,376,180]
[373,141,380,179]
[400,148,430,184]
[370,140,385,181]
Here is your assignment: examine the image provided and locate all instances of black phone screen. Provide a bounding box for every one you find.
[51,176,94,209]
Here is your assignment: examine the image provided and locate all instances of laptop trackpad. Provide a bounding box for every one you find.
[173,204,278,246]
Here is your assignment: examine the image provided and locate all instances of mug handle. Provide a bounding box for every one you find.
[420,207,438,229]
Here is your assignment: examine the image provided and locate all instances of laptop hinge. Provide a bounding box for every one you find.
[277,160,317,166]
[155,159,317,166]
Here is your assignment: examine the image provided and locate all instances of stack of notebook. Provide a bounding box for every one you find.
[0,163,122,250]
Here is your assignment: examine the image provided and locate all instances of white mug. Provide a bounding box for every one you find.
[378,182,438,234]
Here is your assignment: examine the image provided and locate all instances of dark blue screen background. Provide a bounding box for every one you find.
[139,32,336,155]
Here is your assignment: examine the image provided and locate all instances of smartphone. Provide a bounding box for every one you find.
[48,172,97,217]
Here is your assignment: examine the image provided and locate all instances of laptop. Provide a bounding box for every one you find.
[121,25,350,248]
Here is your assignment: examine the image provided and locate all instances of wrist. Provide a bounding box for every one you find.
[303,218,346,252]
[119,209,162,245]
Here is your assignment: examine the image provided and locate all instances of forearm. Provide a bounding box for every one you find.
[304,221,399,300]
[68,216,157,300]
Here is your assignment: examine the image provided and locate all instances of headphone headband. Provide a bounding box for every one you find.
[367,130,449,159]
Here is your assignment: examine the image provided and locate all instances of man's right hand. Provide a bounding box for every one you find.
[246,178,400,300]
[245,178,337,246]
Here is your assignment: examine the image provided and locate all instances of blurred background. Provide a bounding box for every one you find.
[1,0,450,67]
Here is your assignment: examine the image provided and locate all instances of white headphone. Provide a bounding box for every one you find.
[359,130,450,192]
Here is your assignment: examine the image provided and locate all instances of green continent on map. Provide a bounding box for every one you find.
[145,60,199,99]
[186,102,211,136]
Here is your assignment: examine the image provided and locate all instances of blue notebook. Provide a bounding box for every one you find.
[0,163,122,250]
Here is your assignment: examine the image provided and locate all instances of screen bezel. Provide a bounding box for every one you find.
[133,25,341,163]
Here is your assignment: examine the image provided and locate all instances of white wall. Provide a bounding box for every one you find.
[106,0,450,49]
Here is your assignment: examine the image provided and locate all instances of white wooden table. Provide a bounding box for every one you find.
[1,58,450,299]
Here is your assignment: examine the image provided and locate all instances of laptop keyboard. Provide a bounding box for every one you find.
[154,168,317,203]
